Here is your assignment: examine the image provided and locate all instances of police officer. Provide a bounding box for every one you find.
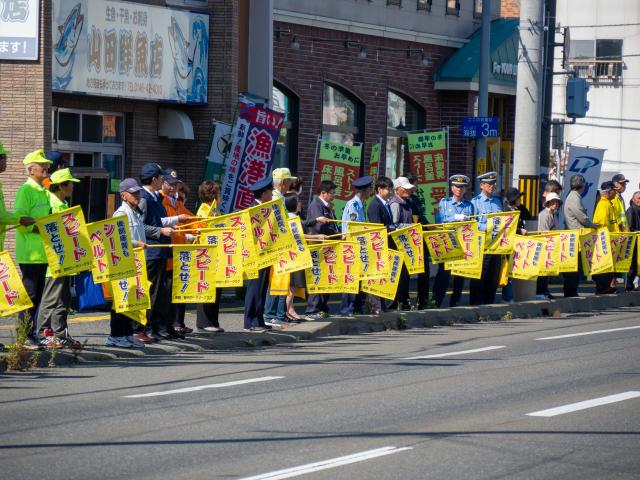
[432,174,475,308]
[469,171,503,305]
[340,175,373,315]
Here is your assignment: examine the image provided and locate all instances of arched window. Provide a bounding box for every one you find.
[385,90,425,178]
[272,82,298,170]
[322,83,364,144]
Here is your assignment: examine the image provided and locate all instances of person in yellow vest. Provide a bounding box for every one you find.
[0,141,34,251]
[14,149,53,349]
[592,181,619,295]
[611,173,629,232]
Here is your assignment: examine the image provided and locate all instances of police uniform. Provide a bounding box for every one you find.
[243,177,275,330]
[340,176,373,315]
[432,175,475,308]
[469,172,503,306]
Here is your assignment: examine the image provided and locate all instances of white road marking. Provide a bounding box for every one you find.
[536,325,640,340]
[527,391,640,417]
[122,376,284,398]
[402,345,506,360]
[237,446,413,480]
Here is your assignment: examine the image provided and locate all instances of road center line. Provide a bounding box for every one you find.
[237,446,413,480]
[122,376,284,398]
[536,325,640,340]
[401,345,506,360]
[526,391,640,417]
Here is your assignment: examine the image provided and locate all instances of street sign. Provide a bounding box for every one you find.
[461,116,499,138]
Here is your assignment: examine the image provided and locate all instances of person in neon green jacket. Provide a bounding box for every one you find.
[13,149,52,348]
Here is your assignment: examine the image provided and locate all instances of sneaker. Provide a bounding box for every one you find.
[305,312,326,320]
[126,336,145,348]
[265,318,285,327]
[40,336,63,349]
[23,336,43,350]
[105,336,133,348]
[243,327,266,333]
[174,326,193,334]
[58,329,82,349]
[198,326,224,333]
[133,332,155,344]
[535,294,548,300]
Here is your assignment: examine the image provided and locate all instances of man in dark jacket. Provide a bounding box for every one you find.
[407,174,429,309]
[388,177,416,310]
[626,191,640,291]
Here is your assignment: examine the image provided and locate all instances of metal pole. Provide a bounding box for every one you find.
[474,0,491,186]
[540,0,557,173]
[308,134,322,205]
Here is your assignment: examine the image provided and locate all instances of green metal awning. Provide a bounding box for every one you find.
[435,18,519,96]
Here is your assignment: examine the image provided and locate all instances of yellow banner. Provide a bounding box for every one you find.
[446,221,484,279]
[580,228,614,275]
[345,221,384,233]
[199,227,244,287]
[360,249,403,301]
[305,241,360,294]
[535,232,561,277]
[247,199,297,270]
[389,224,425,274]
[423,229,465,263]
[274,217,313,275]
[0,251,33,317]
[346,226,390,280]
[110,248,151,314]
[123,309,148,326]
[557,230,580,273]
[485,211,519,254]
[87,216,136,283]
[509,235,544,280]
[37,206,92,278]
[172,245,218,303]
[610,232,637,273]
[197,199,217,218]
[209,209,258,279]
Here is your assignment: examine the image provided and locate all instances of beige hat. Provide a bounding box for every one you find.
[393,176,416,191]
[544,192,563,207]
[272,168,297,181]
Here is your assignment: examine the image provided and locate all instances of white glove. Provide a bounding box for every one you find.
[454,214,469,221]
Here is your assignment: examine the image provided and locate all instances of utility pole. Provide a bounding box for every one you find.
[475,0,491,187]
[540,0,557,171]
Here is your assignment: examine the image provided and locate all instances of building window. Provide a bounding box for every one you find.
[322,83,364,145]
[272,82,298,171]
[387,0,402,6]
[417,0,431,11]
[446,0,460,16]
[568,39,623,82]
[474,0,482,18]
[385,90,425,178]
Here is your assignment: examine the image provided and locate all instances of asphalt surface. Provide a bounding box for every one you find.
[1,308,639,479]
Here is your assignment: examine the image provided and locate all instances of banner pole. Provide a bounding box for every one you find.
[308,134,321,205]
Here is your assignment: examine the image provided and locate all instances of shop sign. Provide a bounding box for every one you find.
[52,0,209,104]
[0,0,39,60]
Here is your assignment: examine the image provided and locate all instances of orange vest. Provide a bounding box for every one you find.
[161,192,194,270]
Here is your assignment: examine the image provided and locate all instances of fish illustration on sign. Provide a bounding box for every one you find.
[167,16,208,103]
[53,3,84,90]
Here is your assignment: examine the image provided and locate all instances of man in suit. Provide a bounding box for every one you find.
[305,180,339,318]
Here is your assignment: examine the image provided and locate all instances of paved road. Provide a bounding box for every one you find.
[1,308,639,479]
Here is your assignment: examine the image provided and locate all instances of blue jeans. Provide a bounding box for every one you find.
[264,294,286,321]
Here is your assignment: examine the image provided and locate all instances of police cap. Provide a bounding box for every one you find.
[353,175,373,189]
[477,171,498,184]
[449,174,470,186]
[249,176,274,193]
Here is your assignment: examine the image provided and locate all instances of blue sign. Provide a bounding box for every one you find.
[462,117,499,138]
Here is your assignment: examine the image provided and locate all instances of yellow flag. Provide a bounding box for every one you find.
[485,211,520,254]
[389,224,425,274]
[534,232,561,276]
[557,230,580,273]
[580,228,614,275]
[196,199,217,218]
[110,248,151,314]
[87,216,137,283]
[305,241,360,294]
[199,228,244,287]
[0,251,33,317]
[610,232,637,273]
[346,226,389,280]
[172,245,218,303]
[123,309,148,326]
[274,217,313,275]
[209,209,258,279]
[423,229,464,263]
[346,221,384,233]
[361,249,403,301]
[36,205,92,278]
[247,199,297,270]
[509,235,544,280]
[446,221,484,279]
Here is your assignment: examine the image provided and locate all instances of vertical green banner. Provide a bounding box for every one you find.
[369,143,380,177]
[315,140,362,218]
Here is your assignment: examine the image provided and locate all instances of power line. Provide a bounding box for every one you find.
[561,22,640,28]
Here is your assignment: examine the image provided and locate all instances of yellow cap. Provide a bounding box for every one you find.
[50,168,80,184]
[23,149,53,166]
[272,168,297,181]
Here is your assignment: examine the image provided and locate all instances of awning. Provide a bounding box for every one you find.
[158,109,194,140]
[434,19,519,96]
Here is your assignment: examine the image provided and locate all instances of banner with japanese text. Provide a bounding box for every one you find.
[610,232,636,273]
[110,248,150,314]
[534,233,561,277]
[423,229,465,264]
[274,217,313,275]
[369,143,380,177]
[407,129,448,224]
[209,210,258,279]
[172,245,217,303]
[361,249,403,301]
[0,251,33,317]
[305,241,360,294]
[37,206,92,278]
[220,102,284,213]
[444,221,484,278]
[87,216,136,283]
[123,309,148,326]
[580,228,614,276]
[557,230,580,273]
[389,224,425,274]
[247,199,296,270]
[509,235,544,280]
[199,228,244,287]
[345,226,389,280]
[315,140,362,218]
[485,211,519,254]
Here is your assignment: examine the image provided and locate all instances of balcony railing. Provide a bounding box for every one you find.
[568,59,623,84]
